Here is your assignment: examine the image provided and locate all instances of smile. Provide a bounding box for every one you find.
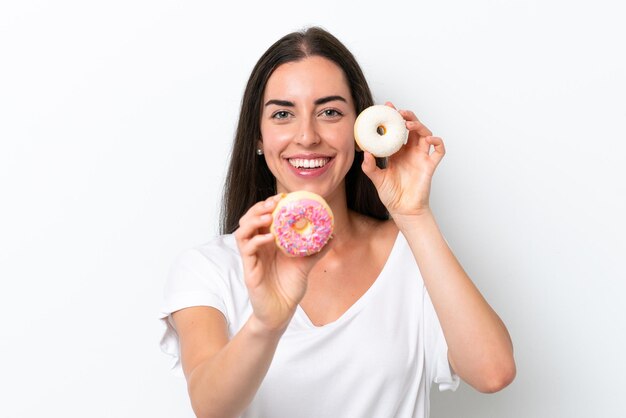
[288,158,331,169]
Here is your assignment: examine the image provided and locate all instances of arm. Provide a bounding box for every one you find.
[394,211,516,393]
[362,103,515,393]
[173,307,286,418]
[173,194,324,417]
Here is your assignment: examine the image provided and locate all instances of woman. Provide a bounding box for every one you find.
[160,27,515,418]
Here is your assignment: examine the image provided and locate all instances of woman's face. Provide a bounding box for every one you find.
[259,56,356,202]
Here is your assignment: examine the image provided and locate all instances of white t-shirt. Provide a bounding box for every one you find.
[159,232,459,418]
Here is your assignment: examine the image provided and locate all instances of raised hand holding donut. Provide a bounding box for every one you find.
[234,194,327,333]
[360,101,445,220]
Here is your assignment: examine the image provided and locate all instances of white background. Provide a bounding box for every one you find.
[1,1,625,417]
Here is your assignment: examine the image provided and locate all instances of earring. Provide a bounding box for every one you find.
[256,148,264,155]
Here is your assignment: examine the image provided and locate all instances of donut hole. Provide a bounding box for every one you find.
[376,125,386,136]
[293,217,312,235]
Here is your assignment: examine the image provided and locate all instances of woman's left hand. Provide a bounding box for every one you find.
[361,101,445,220]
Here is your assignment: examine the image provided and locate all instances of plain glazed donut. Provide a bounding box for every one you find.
[270,191,334,257]
[354,105,409,157]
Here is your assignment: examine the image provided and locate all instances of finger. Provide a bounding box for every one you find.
[239,194,282,227]
[240,233,275,288]
[416,133,431,154]
[426,136,446,166]
[240,231,275,258]
[399,109,417,121]
[403,115,433,137]
[386,103,430,152]
[237,197,282,241]
[238,213,273,242]
[399,112,432,153]
[361,151,384,188]
[255,194,285,214]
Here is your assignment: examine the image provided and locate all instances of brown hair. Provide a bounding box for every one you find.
[220,27,388,234]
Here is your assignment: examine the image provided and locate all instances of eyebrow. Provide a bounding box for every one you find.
[264,95,347,107]
[264,99,294,107]
[314,95,347,105]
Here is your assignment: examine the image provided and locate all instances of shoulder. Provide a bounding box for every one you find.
[167,234,242,285]
[178,233,239,263]
[193,234,240,266]
[162,234,245,315]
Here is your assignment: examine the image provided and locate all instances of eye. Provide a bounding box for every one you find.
[320,108,343,118]
[272,110,291,120]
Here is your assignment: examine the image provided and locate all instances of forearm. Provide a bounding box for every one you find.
[187,315,285,418]
[395,210,515,392]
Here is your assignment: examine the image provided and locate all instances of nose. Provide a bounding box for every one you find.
[295,116,320,147]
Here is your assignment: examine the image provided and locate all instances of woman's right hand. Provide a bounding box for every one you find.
[234,194,323,334]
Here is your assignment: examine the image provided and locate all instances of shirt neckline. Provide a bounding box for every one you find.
[293,230,403,331]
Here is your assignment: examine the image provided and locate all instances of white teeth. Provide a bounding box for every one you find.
[288,158,329,169]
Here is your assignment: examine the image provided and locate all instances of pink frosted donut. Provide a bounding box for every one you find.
[270,191,334,257]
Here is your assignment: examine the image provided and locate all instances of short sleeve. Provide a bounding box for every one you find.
[158,247,230,375]
[423,287,460,392]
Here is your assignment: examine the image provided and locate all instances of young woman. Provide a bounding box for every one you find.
[160,27,515,418]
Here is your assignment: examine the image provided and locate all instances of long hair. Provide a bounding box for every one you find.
[220,27,388,234]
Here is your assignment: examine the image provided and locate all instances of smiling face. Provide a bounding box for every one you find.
[259,56,357,203]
